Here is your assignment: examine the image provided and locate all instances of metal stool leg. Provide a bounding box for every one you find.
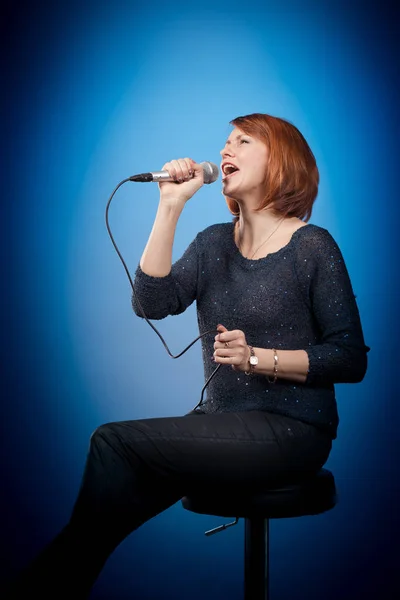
[244,517,269,600]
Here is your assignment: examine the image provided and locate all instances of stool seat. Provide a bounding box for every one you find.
[181,469,337,599]
[182,468,337,519]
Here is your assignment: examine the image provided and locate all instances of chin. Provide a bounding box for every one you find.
[222,182,240,197]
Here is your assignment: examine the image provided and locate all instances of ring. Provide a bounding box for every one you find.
[224,342,230,348]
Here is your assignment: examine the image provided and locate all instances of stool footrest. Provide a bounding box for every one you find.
[205,517,239,536]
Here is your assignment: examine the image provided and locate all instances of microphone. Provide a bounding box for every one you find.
[129,161,219,184]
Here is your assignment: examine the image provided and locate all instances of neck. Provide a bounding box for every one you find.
[236,208,287,249]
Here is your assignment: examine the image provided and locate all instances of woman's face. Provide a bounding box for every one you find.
[220,127,268,200]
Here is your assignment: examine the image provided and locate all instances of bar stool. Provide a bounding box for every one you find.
[181,468,337,600]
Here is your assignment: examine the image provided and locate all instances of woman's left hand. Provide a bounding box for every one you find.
[213,324,251,372]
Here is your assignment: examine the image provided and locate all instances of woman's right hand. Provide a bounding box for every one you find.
[158,158,205,208]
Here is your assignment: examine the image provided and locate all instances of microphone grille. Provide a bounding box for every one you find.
[201,161,219,184]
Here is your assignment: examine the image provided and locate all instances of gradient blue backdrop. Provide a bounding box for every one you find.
[3,0,399,598]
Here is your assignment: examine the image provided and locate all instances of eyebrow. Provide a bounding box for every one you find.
[225,133,248,145]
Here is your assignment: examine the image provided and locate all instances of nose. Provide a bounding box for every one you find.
[220,143,234,158]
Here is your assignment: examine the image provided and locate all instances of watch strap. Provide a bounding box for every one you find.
[245,345,257,376]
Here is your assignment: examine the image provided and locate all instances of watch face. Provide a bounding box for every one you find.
[250,356,258,366]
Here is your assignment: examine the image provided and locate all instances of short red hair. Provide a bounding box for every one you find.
[226,113,319,221]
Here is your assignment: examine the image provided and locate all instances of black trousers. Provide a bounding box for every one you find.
[5,409,332,599]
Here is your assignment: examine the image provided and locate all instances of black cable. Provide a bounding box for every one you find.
[105,178,222,409]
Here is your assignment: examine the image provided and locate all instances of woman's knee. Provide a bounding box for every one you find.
[88,422,123,458]
[88,421,144,470]
[90,423,110,446]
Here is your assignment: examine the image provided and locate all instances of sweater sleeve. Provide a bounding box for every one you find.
[131,235,199,320]
[295,227,370,385]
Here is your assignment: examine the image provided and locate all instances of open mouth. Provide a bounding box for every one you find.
[222,163,239,181]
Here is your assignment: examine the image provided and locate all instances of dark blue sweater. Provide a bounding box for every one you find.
[132,222,369,438]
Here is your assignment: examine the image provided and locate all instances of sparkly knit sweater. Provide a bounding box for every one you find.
[132,222,369,439]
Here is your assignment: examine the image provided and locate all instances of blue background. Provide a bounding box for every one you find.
[2,0,399,598]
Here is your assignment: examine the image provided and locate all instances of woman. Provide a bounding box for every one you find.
[5,113,369,598]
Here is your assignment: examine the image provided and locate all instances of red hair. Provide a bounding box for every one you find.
[226,113,319,221]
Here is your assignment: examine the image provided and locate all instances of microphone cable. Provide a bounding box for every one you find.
[105,178,222,410]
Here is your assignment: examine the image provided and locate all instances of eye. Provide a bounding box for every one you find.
[239,139,250,144]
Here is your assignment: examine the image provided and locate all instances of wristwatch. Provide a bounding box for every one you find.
[245,346,258,375]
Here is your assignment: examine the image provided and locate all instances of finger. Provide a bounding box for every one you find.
[161,159,188,182]
[214,348,236,358]
[177,158,196,182]
[214,342,244,355]
[214,354,241,365]
[161,161,173,176]
[215,330,246,344]
[175,158,193,181]
[214,341,229,351]
[215,323,230,342]
[213,340,237,350]
[161,161,181,182]
[169,159,186,182]
[182,157,194,179]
